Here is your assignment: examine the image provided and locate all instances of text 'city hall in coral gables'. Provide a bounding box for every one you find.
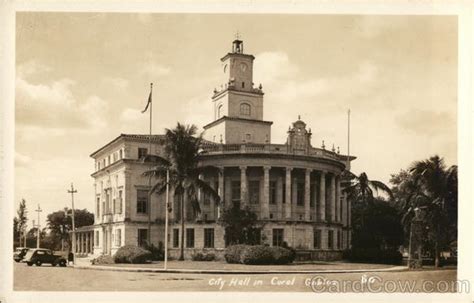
[74,39,356,261]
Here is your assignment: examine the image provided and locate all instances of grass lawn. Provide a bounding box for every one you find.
[93,260,396,271]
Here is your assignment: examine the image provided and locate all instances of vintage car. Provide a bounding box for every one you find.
[23,248,67,267]
[13,247,29,262]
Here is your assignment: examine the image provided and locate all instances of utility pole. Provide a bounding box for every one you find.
[35,204,42,248]
[68,183,77,265]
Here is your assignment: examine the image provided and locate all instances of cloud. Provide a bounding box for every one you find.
[15,152,32,167]
[140,63,171,79]
[395,109,456,135]
[16,62,109,131]
[120,108,143,122]
[102,77,129,90]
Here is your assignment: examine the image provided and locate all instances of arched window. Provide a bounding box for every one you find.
[240,103,251,116]
[217,104,223,119]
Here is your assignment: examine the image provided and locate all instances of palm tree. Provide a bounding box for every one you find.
[143,123,220,260]
[344,171,393,206]
[402,155,457,267]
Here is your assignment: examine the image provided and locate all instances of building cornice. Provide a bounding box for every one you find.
[203,116,273,130]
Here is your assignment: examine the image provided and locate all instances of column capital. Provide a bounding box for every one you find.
[286,167,293,172]
[305,168,312,175]
[263,166,271,172]
[320,170,327,175]
[218,166,225,172]
[239,165,247,171]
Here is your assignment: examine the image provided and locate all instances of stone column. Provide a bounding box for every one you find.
[86,233,89,253]
[313,182,318,222]
[285,167,292,219]
[319,171,326,222]
[197,173,204,220]
[276,175,283,219]
[262,166,271,219]
[336,176,341,222]
[217,167,224,218]
[240,166,248,207]
[209,176,216,220]
[330,174,336,223]
[304,169,311,221]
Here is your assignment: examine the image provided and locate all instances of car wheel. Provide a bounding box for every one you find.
[60,260,66,267]
[52,263,57,267]
[27,262,33,266]
[35,260,42,266]
[15,259,20,263]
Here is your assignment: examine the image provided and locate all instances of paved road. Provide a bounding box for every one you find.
[14,262,458,292]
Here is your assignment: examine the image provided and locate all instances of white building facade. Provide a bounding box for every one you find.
[78,39,355,260]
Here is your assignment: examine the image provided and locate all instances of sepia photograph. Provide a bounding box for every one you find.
[1,2,473,302]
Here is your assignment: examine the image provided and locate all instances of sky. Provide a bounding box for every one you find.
[15,13,457,228]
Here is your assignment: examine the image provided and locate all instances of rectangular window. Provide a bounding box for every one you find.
[204,228,214,248]
[270,181,277,204]
[113,152,117,162]
[314,229,321,249]
[231,181,241,207]
[137,189,148,214]
[173,229,179,248]
[112,198,116,214]
[249,180,260,204]
[203,181,211,205]
[138,148,148,159]
[297,182,304,206]
[186,228,195,248]
[310,184,315,207]
[328,230,334,250]
[117,190,123,214]
[105,191,110,214]
[272,228,284,247]
[115,229,122,247]
[138,229,148,247]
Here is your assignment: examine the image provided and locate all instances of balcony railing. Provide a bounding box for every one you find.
[201,143,343,162]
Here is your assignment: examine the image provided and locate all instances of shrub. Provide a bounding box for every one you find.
[344,248,403,265]
[241,245,274,265]
[224,244,247,264]
[145,242,164,261]
[192,252,216,261]
[113,245,152,264]
[91,255,115,265]
[271,246,294,265]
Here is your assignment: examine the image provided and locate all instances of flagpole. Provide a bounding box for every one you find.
[148,83,153,245]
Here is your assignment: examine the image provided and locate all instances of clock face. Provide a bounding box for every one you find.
[240,63,248,72]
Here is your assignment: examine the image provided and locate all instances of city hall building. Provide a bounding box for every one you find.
[75,39,355,261]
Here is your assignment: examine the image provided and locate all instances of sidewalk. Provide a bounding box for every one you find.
[73,258,407,274]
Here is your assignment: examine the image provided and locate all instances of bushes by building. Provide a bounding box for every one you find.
[224,244,295,265]
[145,242,164,261]
[91,254,115,265]
[192,252,216,261]
[113,245,153,264]
[343,248,403,265]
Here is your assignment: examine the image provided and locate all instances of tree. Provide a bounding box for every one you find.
[143,123,220,260]
[47,208,94,250]
[219,205,263,245]
[394,155,457,268]
[345,172,393,206]
[15,199,28,247]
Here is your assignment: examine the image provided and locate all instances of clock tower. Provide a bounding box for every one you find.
[203,38,273,144]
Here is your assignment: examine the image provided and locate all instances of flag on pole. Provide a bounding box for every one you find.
[142,89,152,113]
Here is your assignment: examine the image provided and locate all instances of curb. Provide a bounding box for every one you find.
[72,265,408,275]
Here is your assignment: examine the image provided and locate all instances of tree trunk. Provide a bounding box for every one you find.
[179,194,185,261]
